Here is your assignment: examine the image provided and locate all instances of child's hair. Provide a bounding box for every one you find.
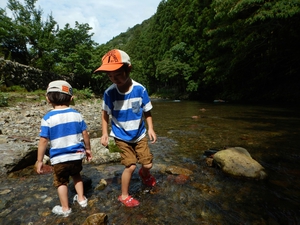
[47,92,72,105]
[122,63,131,74]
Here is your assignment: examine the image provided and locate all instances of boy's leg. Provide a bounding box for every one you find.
[72,173,85,202]
[135,137,156,186]
[140,162,153,176]
[57,185,70,211]
[53,163,71,211]
[114,138,137,199]
[121,164,136,199]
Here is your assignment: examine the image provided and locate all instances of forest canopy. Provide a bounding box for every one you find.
[1,0,300,103]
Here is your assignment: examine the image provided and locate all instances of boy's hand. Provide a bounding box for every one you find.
[101,134,109,147]
[85,149,92,162]
[148,129,157,143]
[36,161,44,174]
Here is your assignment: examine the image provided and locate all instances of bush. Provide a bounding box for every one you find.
[4,85,27,92]
[108,140,122,153]
[0,93,8,107]
[74,88,94,99]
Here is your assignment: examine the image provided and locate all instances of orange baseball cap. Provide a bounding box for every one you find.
[94,49,131,72]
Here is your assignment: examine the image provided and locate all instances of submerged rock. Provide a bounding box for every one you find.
[82,213,108,225]
[95,179,108,191]
[165,165,193,176]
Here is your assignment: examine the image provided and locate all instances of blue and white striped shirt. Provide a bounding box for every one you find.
[40,107,87,165]
[102,80,152,142]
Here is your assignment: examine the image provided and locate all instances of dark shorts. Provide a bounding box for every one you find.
[53,160,82,187]
[115,136,153,167]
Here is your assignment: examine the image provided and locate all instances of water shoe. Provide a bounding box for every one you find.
[73,194,88,207]
[52,205,72,217]
[139,167,156,187]
[118,195,140,207]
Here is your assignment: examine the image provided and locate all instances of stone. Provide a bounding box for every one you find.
[213,147,267,179]
[174,174,190,184]
[82,213,108,225]
[95,179,107,191]
[165,165,193,176]
[87,139,121,164]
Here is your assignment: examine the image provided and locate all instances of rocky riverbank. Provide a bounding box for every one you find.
[0,98,196,224]
[0,98,121,176]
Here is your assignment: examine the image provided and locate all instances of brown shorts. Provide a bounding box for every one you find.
[53,160,82,188]
[114,137,153,167]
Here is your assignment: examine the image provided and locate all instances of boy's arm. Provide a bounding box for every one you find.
[36,137,48,174]
[144,110,157,143]
[82,130,92,161]
[101,110,109,147]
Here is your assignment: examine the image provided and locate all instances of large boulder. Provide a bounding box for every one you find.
[0,140,37,176]
[85,138,121,164]
[213,147,267,179]
[0,135,121,177]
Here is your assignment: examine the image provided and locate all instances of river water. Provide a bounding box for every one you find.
[0,100,299,224]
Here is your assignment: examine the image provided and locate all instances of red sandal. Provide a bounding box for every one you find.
[118,195,140,207]
[139,167,156,187]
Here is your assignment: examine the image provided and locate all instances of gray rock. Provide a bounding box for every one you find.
[87,138,121,164]
[0,141,37,175]
[213,147,267,179]
[0,100,121,176]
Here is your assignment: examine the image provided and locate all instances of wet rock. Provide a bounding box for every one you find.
[82,213,108,225]
[95,179,107,191]
[213,147,267,179]
[0,208,11,217]
[175,174,190,184]
[0,189,11,195]
[166,174,190,184]
[205,157,214,167]
[165,165,193,176]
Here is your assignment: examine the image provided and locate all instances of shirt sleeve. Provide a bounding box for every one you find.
[39,118,50,138]
[142,89,153,112]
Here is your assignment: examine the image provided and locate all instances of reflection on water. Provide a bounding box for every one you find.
[150,100,300,224]
[1,100,300,224]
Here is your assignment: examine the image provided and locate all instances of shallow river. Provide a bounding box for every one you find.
[1,100,300,225]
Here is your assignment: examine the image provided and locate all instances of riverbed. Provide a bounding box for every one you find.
[0,100,299,224]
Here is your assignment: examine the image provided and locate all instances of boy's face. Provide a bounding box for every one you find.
[106,67,129,87]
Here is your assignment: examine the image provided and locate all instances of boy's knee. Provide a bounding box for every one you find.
[125,164,136,172]
[142,163,152,170]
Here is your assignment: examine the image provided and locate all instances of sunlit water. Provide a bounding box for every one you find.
[1,100,299,224]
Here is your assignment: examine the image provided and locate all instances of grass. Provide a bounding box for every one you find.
[0,85,98,107]
[107,140,122,153]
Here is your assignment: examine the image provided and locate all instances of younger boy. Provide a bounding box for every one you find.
[94,49,157,207]
[36,80,92,217]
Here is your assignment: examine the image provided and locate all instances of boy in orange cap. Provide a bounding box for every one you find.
[95,49,157,207]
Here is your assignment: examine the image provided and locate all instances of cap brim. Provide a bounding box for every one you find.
[94,63,123,73]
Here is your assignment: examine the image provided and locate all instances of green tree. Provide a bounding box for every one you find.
[54,22,98,88]
[203,0,300,101]
[0,0,58,67]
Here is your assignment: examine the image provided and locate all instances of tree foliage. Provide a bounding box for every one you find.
[0,0,97,89]
[1,0,300,102]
